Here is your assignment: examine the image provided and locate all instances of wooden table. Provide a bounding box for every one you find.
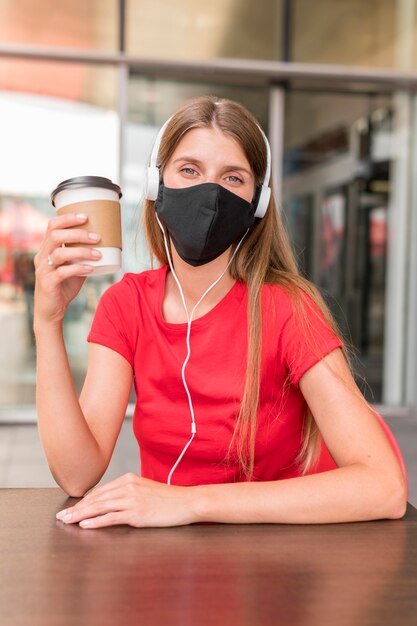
[1,489,416,626]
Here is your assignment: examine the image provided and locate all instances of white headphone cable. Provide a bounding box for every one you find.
[155,213,248,485]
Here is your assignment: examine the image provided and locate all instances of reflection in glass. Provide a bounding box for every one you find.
[367,206,387,353]
[0,60,119,409]
[318,191,346,295]
[0,0,118,51]
[126,0,282,60]
[286,195,314,279]
[293,0,417,69]
[283,91,394,401]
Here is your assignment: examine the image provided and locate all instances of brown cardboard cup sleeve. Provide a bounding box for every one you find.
[57,200,122,249]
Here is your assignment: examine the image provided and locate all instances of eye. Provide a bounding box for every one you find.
[225,175,244,184]
[180,167,198,176]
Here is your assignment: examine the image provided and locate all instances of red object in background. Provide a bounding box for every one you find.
[369,208,387,257]
[0,200,49,284]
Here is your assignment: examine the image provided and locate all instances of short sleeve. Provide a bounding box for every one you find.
[87,277,136,367]
[280,290,343,387]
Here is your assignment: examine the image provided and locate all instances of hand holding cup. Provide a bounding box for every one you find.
[51,176,122,277]
[33,177,122,328]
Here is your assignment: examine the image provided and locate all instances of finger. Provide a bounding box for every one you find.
[48,246,101,268]
[57,496,128,525]
[47,228,101,250]
[58,519,117,544]
[47,212,89,232]
[44,263,94,285]
[35,264,92,294]
[79,511,131,529]
[59,486,128,518]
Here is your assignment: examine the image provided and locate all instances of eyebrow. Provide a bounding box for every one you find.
[172,156,253,177]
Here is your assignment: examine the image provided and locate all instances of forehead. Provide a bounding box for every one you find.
[169,126,252,170]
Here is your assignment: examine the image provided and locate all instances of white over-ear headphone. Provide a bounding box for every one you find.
[145,115,272,219]
[145,117,173,203]
[254,125,272,218]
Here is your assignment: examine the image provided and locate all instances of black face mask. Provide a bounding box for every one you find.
[154,182,257,266]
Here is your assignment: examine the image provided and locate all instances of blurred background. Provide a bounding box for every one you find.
[0,0,416,501]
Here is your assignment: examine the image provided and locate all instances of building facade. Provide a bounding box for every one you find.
[1,0,417,420]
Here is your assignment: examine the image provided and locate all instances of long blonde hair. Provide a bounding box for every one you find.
[143,95,350,479]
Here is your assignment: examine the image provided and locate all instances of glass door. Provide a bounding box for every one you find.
[283,91,393,402]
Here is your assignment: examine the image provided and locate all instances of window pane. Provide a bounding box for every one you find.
[0,0,118,51]
[0,59,119,408]
[283,91,394,402]
[126,0,282,60]
[292,0,417,69]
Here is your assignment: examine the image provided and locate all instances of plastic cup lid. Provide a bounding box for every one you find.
[51,176,122,206]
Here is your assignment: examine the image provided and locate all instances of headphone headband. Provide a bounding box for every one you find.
[145,114,272,218]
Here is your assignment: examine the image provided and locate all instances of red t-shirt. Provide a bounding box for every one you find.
[87,265,348,486]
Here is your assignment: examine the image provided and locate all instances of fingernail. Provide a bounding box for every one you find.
[88,233,101,241]
[80,519,91,527]
[91,249,102,258]
[76,213,87,220]
[56,510,66,519]
[63,513,73,522]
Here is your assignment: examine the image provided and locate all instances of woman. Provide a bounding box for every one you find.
[34,96,408,528]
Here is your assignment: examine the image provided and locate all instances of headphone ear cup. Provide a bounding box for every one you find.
[145,165,160,201]
[254,185,271,218]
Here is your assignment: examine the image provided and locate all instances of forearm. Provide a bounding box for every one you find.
[35,321,105,495]
[192,464,407,524]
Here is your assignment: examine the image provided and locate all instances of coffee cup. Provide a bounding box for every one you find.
[51,176,122,276]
